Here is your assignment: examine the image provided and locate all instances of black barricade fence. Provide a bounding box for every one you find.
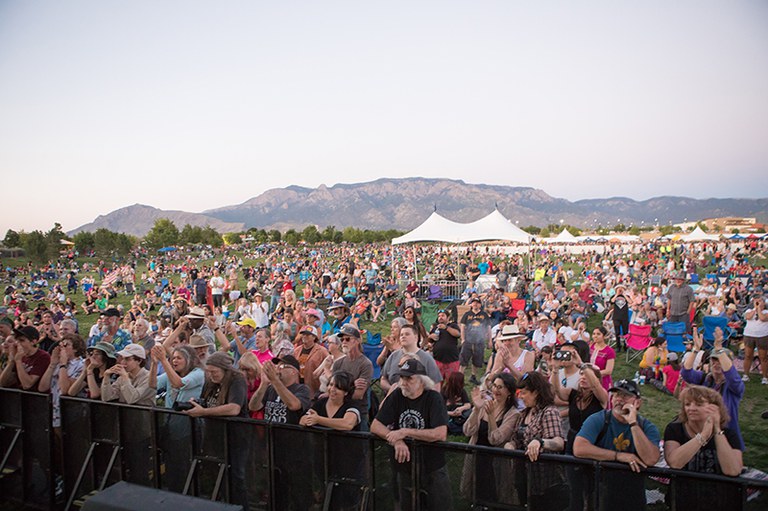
[5,390,768,511]
[0,389,55,510]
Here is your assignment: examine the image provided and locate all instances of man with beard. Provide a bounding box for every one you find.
[89,308,132,351]
[332,324,373,430]
[371,358,451,511]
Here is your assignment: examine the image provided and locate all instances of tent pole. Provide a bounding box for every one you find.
[413,245,418,281]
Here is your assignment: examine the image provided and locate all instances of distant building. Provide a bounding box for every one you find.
[674,217,764,233]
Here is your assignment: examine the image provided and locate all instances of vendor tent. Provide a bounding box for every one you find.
[682,226,719,242]
[391,211,464,244]
[545,228,578,244]
[391,209,531,244]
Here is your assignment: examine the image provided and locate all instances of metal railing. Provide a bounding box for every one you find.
[1,389,767,511]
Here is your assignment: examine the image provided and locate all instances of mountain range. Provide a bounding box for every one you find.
[70,178,768,236]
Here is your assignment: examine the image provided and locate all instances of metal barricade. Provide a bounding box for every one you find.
[4,390,768,511]
[0,389,55,510]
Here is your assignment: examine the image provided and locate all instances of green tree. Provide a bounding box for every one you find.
[93,228,117,255]
[284,229,301,246]
[46,223,67,255]
[659,225,675,236]
[696,222,708,232]
[201,226,223,247]
[72,231,96,252]
[144,218,180,249]
[301,225,321,244]
[522,225,541,235]
[180,224,203,245]
[612,224,626,233]
[222,232,241,245]
[539,227,551,238]
[3,229,21,247]
[342,227,364,243]
[629,226,641,236]
[268,230,282,243]
[22,230,49,263]
[115,233,135,255]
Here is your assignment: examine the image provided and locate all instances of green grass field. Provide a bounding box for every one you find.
[4,252,767,471]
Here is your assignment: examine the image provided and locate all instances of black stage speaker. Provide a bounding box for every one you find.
[81,481,243,511]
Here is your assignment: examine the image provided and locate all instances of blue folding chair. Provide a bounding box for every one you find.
[702,315,734,350]
[661,321,689,352]
[362,342,384,380]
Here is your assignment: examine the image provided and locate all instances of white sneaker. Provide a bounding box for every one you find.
[742,374,750,382]
[762,377,768,385]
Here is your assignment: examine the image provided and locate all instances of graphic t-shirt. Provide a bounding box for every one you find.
[461,310,490,344]
[375,388,448,472]
[263,383,311,424]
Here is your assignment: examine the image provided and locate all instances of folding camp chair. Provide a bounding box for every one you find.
[625,324,652,363]
[702,315,734,350]
[427,285,443,303]
[661,321,689,353]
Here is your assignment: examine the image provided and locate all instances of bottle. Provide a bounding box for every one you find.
[633,371,640,383]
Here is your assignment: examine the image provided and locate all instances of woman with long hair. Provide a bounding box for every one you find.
[462,372,519,507]
[68,341,117,399]
[403,306,429,349]
[441,371,471,435]
[377,317,406,368]
[589,326,615,391]
[508,372,566,511]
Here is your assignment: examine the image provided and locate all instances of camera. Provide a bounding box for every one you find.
[173,401,195,412]
[553,351,572,361]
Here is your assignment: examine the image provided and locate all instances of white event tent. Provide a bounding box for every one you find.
[544,228,578,244]
[391,209,532,245]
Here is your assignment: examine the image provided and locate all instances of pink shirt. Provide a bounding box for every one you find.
[590,344,616,391]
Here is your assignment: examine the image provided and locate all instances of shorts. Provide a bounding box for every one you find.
[459,341,485,368]
[435,360,460,381]
[744,335,768,350]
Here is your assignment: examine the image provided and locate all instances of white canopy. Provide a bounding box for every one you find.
[391,209,532,245]
[682,226,720,242]
[391,211,465,244]
[545,228,578,243]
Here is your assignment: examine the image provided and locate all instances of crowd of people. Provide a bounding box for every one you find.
[0,236,766,510]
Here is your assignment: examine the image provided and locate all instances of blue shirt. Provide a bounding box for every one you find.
[577,409,660,453]
[156,367,204,408]
[89,328,132,352]
[228,334,257,367]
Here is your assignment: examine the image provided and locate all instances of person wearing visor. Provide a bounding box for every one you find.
[573,379,660,511]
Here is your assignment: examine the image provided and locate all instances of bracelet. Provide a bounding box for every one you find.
[716,430,725,436]
[629,422,638,428]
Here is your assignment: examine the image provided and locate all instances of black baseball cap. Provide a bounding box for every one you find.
[272,355,301,372]
[103,308,121,318]
[609,379,641,398]
[13,326,40,342]
[396,358,427,377]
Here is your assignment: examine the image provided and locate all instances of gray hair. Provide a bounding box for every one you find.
[60,319,77,331]
[415,374,435,391]
[135,318,150,330]
[391,317,408,329]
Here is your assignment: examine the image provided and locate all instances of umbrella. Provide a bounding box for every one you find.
[158,247,177,252]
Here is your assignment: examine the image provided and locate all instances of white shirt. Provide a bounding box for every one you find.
[533,328,556,351]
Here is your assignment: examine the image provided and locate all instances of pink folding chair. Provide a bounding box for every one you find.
[625,324,652,363]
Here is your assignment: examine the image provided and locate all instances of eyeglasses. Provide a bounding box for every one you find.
[490,383,505,390]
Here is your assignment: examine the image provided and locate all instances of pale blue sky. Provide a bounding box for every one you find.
[1,1,767,234]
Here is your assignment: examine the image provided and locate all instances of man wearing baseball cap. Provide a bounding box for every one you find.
[371,358,451,510]
[460,296,491,385]
[573,379,660,511]
[667,271,695,333]
[333,323,373,430]
[89,308,132,352]
[0,326,51,391]
[294,325,328,396]
[218,317,257,368]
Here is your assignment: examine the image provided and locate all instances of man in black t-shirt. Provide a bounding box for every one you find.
[250,355,311,424]
[428,309,461,380]
[460,297,491,385]
[371,359,452,511]
[249,355,312,510]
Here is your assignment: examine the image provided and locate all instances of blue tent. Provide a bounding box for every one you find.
[158,246,177,252]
